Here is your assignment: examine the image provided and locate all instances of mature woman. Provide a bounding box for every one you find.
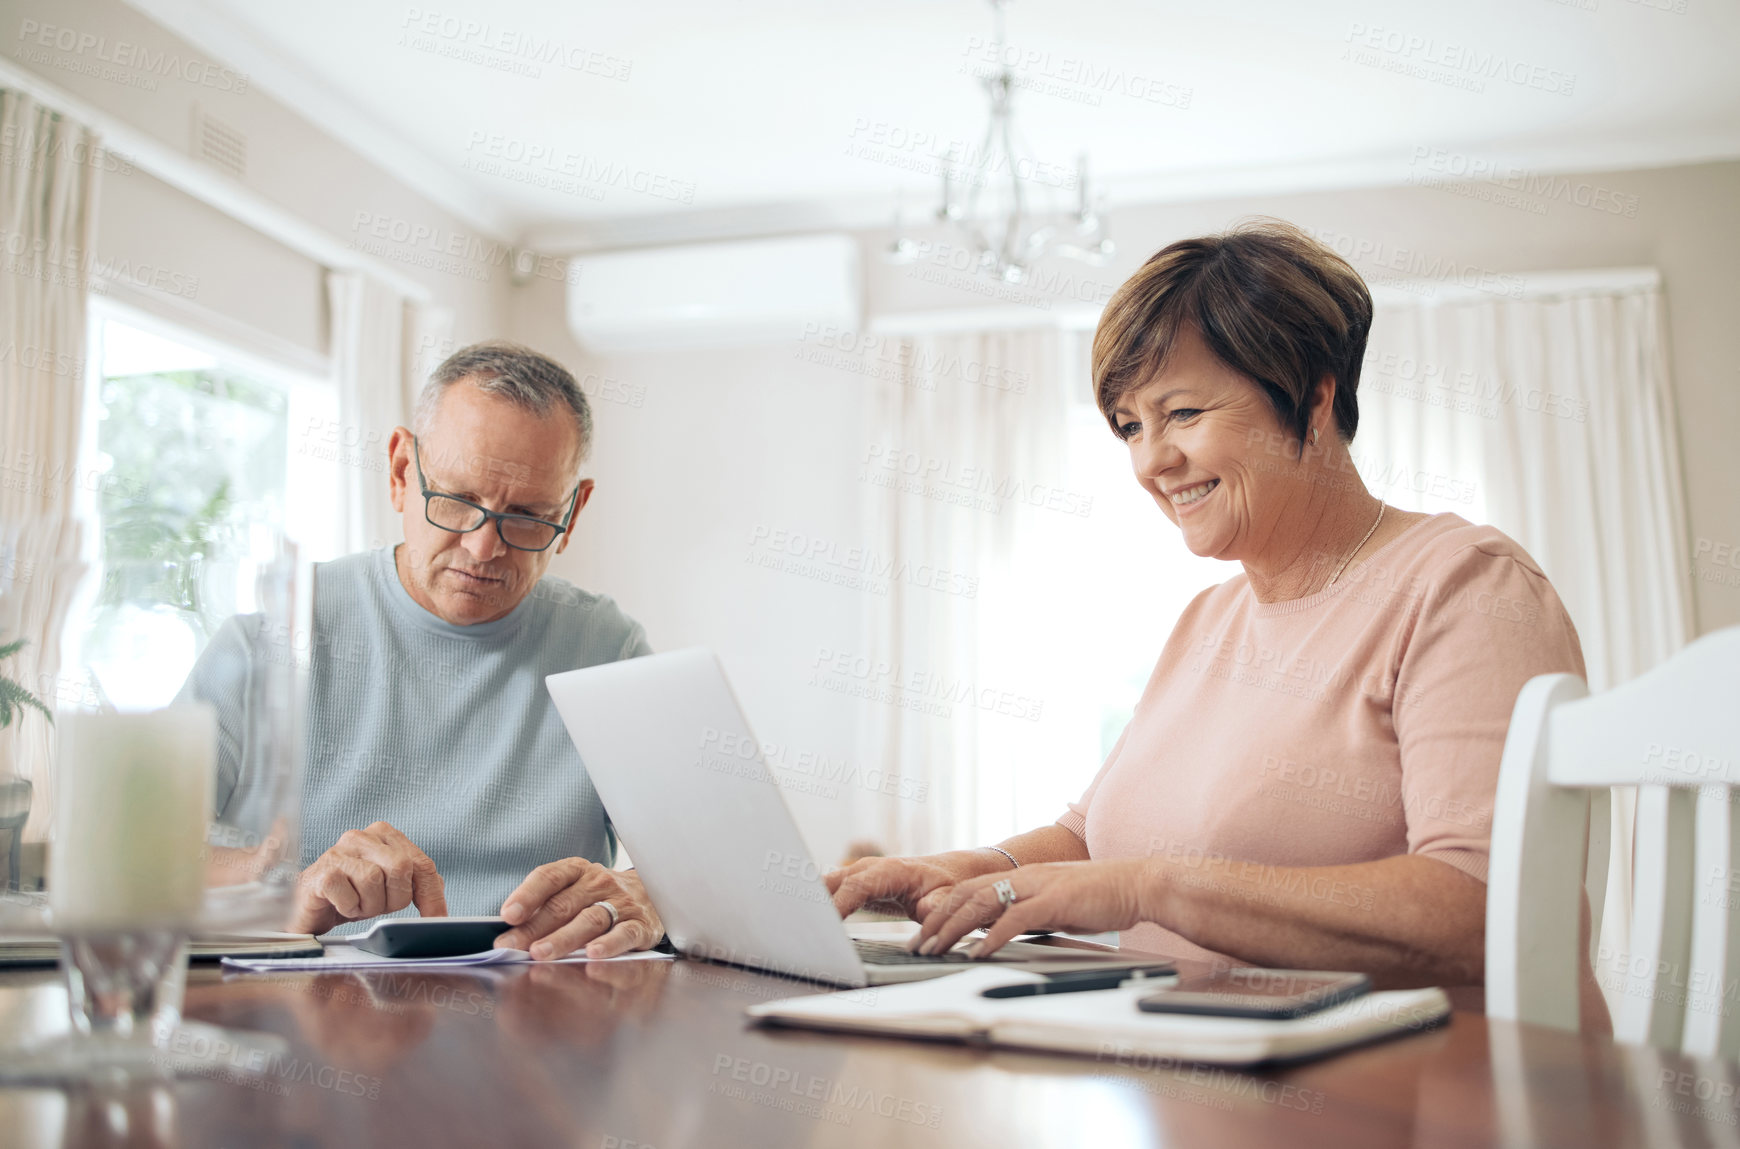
[827,219,1598,1018]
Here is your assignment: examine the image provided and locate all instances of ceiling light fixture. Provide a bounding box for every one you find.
[887,0,1113,283]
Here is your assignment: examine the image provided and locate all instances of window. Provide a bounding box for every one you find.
[70,308,340,710]
[970,401,1241,842]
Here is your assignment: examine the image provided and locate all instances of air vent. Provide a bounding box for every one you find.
[192,106,247,180]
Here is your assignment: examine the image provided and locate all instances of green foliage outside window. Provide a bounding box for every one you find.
[89,366,288,645]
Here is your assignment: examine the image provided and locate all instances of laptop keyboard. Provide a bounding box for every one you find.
[855,939,975,966]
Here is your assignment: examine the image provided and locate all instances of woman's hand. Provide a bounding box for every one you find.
[826,853,999,921]
[910,859,1156,957]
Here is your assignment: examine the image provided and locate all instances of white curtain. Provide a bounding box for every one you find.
[327,272,455,555]
[1358,270,1695,1014]
[1361,271,1694,687]
[854,328,1086,855]
[0,89,105,836]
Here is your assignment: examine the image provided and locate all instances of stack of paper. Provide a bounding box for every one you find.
[221,944,675,973]
[0,931,323,968]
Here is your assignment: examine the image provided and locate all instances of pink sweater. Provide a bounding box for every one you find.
[1058,513,1585,964]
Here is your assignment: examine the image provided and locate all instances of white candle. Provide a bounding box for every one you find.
[49,705,216,931]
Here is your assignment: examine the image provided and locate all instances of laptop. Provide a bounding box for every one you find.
[545,648,1153,987]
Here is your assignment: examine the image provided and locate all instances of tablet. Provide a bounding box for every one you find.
[348,916,509,958]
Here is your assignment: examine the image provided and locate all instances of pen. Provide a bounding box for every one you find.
[980,964,1176,998]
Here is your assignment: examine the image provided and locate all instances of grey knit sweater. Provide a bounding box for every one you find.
[183,546,650,921]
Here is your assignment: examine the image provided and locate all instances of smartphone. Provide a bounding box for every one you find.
[349,916,509,959]
[1136,968,1370,1019]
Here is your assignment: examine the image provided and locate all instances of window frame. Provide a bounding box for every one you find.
[66,299,342,682]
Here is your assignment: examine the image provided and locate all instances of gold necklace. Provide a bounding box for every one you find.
[1327,502,1385,588]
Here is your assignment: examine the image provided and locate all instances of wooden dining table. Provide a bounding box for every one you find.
[2,948,1737,1148]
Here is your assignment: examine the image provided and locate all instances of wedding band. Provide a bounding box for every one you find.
[993,879,1018,908]
[596,900,620,928]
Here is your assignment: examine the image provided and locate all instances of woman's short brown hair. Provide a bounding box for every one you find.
[1092,218,1372,449]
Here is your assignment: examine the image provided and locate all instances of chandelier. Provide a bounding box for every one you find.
[888,0,1113,284]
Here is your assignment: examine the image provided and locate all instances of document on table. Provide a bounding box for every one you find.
[221,944,674,973]
[1,931,324,967]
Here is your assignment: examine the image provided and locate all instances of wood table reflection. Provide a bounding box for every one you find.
[2,955,1738,1148]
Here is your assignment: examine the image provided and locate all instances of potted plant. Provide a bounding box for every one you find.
[0,637,52,730]
[0,636,49,891]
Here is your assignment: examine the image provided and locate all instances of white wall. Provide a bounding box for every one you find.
[95,166,327,357]
[508,273,870,859]
[3,0,508,358]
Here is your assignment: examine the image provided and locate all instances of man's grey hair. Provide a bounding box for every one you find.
[412,340,594,466]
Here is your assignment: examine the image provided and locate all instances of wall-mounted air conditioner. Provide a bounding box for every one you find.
[565,234,861,353]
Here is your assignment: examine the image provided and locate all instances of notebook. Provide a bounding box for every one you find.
[747,966,1451,1067]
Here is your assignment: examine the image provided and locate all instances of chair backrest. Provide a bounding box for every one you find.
[1487,626,1740,1055]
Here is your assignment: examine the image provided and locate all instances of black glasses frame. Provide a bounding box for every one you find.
[411,438,580,553]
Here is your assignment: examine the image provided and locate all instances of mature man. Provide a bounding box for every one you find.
[187,341,660,959]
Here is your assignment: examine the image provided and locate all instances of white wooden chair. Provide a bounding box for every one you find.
[1486,626,1740,1054]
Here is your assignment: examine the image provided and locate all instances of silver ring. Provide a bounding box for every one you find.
[993,879,1018,908]
[596,900,620,928]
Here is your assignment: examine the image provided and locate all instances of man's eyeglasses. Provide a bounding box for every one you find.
[411,438,579,553]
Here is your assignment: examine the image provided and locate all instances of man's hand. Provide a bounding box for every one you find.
[288,821,447,935]
[495,859,663,959]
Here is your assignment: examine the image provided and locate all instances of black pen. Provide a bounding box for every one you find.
[980,964,1176,998]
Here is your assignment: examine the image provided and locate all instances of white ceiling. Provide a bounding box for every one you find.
[126,0,1740,249]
